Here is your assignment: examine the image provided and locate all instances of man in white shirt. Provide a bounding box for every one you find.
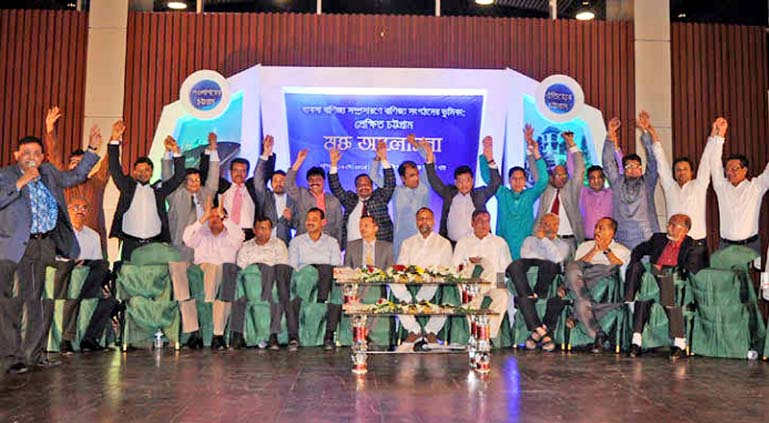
[218,158,258,241]
[288,208,342,350]
[710,117,769,257]
[393,207,454,348]
[452,210,512,340]
[506,213,571,352]
[565,217,631,354]
[231,217,297,351]
[182,202,245,349]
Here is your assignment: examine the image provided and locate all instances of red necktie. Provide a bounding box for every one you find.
[361,201,368,217]
[550,189,560,214]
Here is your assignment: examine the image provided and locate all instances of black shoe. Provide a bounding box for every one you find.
[35,358,61,369]
[60,340,74,356]
[268,334,280,351]
[80,338,106,353]
[591,331,609,354]
[323,334,335,351]
[669,346,685,360]
[185,331,204,350]
[629,344,642,358]
[6,362,28,375]
[288,337,299,352]
[229,332,246,350]
[211,335,226,350]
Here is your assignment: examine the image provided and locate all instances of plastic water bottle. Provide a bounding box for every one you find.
[747,350,758,360]
[154,330,164,349]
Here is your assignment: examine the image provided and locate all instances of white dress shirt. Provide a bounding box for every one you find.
[447,192,475,242]
[710,136,769,240]
[182,219,245,265]
[452,232,512,274]
[236,236,289,268]
[221,183,255,229]
[397,231,453,267]
[653,138,713,240]
[547,190,575,236]
[122,182,162,239]
[520,236,571,264]
[574,240,631,266]
[272,192,287,237]
[75,226,103,261]
[345,199,365,243]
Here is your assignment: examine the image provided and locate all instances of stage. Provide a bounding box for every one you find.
[1,349,766,422]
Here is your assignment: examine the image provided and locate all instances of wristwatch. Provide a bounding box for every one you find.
[603,248,612,256]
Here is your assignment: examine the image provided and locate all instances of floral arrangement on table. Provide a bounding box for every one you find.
[335,264,464,284]
[343,298,486,315]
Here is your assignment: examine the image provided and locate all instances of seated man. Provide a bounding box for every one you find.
[235,216,297,351]
[288,207,342,350]
[452,210,513,341]
[564,217,631,353]
[55,197,117,354]
[505,213,571,352]
[182,200,245,350]
[625,213,708,359]
[393,208,454,348]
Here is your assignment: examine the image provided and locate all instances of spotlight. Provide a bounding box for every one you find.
[475,0,494,5]
[575,1,595,21]
[167,1,188,10]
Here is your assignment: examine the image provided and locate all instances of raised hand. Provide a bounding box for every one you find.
[405,134,417,150]
[524,124,535,142]
[562,131,576,149]
[262,134,274,156]
[111,120,126,141]
[607,117,621,144]
[715,117,728,138]
[482,136,494,162]
[45,106,62,134]
[636,110,651,132]
[375,139,388,161]
[292,148,309,170]
[329,147,342,167]
[208,132,218,152]
[87,125,103,150]
[164,135,180,154]
[420,138,435,163]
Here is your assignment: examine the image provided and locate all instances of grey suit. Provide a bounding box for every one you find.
[0,152,98,366]
[285,168,343,247]
[343,239,395,270]
[253,155,296,245]
[531,148,586,243]
[162,151,220,261]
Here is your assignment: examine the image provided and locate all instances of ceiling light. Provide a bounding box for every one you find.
[575,10,595,20]
[677,13,687,19]
[475,0,494,5]
[167,1,188,10]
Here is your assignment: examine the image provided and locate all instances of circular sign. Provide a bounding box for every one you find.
[179,70,231,120]
[535,75,585,122]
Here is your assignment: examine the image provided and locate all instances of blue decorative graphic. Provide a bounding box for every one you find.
[189,79,224,111]
[543,83,575,115]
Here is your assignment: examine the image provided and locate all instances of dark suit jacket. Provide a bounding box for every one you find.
[253,154,295,245]
[0,152,98,263]
[329,166,395,247]
[108,143,185,242]
[343,239,395,270]
[425,157,501,241]
[630,233,708,276]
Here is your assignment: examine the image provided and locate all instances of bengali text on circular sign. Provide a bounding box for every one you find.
[535,75,585,123]
[179,70,232,120]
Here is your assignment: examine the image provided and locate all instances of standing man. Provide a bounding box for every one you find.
[393,208,454,348]
[579,166,614,240]
[0,133,101,374]
[709,117,769,256]
[253,135,295,245]
[602,116,660,250]
[286,149,344,247]
[108,124,186,261]
[425,136,501,244]
[533,131,586,251]
[329,140,395,248]
[163,132,220,261]
[288,208,342,350]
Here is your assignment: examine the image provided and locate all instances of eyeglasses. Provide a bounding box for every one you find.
[624,164,641,170]
[68,205,88,211]
[726,166,744,172]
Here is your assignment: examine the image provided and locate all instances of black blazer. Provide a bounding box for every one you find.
[108,143,185,242]
[630,233,709,276]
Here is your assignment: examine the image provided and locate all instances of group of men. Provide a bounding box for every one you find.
[2,105,768,375]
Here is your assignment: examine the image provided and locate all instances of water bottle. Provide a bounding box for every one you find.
[747,350,758,360]
[154,330,164,349]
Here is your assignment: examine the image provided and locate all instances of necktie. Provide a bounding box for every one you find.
[231,186,243,225]
[361,200,368,217]
[550,189,560,214]
[365,243,374,266]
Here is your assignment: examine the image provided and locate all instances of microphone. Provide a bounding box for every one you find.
[27,161,40,181]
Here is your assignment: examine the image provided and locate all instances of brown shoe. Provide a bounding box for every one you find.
[403,332,420,343]
[425,332,440,345]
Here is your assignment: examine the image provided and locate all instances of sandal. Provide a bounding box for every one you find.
[541,334,556,352]
[524,330,543,350]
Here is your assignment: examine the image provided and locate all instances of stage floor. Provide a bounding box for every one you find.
[1,348,767,422]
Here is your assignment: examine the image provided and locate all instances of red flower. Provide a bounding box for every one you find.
[392,264,407,272]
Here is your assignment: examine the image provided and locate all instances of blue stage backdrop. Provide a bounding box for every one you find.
[284,92,485,215]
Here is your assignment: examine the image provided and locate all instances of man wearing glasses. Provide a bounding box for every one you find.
[601,115,660,250]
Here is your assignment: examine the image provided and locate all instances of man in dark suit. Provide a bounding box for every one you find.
[108,122,186,261]
[253,135,295,245]
[329,140,395,249]
[625,213,709,359]
[0,132,101,375]
[423,136,501,244]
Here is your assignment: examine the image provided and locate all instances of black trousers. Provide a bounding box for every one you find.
[632,269,684,339]
[506,259,563,331]
[53,260,116,346]
[230,263,299,339]
[314,264,341,335]
[120,236,160,262]
[0,238,56,365]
